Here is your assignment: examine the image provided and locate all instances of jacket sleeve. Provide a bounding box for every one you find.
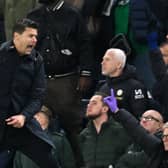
[113,109,162,156]
[21,56,46,122]
[75,11,94,77]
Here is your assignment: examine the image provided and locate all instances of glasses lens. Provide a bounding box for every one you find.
[140,116,160,122]
[162,134,168,139]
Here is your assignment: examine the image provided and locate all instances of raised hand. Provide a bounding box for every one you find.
[103,89,119,113]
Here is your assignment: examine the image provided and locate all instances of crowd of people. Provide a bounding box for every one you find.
[0,0,168,168]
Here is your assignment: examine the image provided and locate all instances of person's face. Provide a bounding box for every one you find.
[101,52,120,77]
[13,27,38,55]
[160,44,168,65]
[140,110,163,134]
[162,128,168,151]
[86,95,108,119]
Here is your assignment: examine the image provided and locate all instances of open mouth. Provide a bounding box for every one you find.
[27,45,34,49]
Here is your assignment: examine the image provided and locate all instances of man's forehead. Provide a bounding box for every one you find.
[104,52,114,58]
[90,95,102,102]
[143,110,161,119]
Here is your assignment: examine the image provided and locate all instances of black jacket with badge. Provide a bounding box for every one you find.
[27,0,93,76]
[99,64,148,118]
[0,41,54,147]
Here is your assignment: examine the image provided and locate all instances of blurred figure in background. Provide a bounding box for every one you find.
[27,0,93,167]
[4,0,39,40]
[14,106,76,168]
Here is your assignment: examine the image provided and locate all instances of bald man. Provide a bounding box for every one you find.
[99,48,149,118]
[115,109,163,168]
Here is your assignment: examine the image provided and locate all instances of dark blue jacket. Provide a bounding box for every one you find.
[0,41,54,147]
[130,0,159,43]
[90,0,160,61]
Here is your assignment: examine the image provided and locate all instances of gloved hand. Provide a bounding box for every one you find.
[147,31,158,50]
[103,89,119,113]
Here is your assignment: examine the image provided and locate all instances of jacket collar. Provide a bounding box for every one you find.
[106,64,137,85]
[87,116,115,132]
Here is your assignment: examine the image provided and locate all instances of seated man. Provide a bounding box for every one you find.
[115,109,164,168]
[80,92,131,168]
[104,89,168,168]
[14,106,76,168]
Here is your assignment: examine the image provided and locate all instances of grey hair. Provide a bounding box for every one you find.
[106,48,126,69]
[163,122,168,131]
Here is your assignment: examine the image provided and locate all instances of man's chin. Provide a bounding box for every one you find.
[25,49,33,55]
[86,114,100,120]
[102,71,108,76]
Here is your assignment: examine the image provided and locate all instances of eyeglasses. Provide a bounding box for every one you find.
[140,116,161,123]
[162,134,168,139]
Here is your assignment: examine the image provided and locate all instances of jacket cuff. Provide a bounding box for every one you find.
[21,111,32,123]
[80,70,91,77]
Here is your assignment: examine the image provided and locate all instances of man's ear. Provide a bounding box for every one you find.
[13,32,20,40]
[102,105,109,113]
[117,62,123,70]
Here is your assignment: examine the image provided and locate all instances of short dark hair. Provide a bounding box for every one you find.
[94,91,109,100]
[94,91,111,116]
[159,40,168,48]
[94,91,110,107]
[12,18,38,35]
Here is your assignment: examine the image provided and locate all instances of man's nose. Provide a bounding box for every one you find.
[32,36,37,43]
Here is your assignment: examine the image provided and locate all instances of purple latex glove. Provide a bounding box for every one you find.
[103,89,119,113]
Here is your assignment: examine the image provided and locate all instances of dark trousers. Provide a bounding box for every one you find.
[0,126,59,168]
[45,74,85,167]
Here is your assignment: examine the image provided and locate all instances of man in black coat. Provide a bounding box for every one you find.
[147,32,168,121]
[27,0,93,167]
[99,48,149,118]
[0,18,60,168]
